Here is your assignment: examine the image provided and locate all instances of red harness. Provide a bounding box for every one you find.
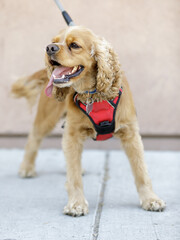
[74,88,123,141]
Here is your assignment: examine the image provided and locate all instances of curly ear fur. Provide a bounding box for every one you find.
[93,38,123,97]
[52,86,70,102]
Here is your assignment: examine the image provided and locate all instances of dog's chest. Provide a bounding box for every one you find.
[73,89,122,141]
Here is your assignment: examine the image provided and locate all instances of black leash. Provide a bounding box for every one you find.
[53,0,75,26]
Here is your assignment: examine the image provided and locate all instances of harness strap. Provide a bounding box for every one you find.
[74,88,123,141]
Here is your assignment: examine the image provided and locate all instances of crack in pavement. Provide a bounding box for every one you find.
[90,152,109,240]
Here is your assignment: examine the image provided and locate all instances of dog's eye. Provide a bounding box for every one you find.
[69,42,81,50]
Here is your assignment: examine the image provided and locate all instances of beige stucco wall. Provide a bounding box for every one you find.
[0,0,179,136]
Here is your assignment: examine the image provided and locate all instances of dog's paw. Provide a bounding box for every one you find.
[63,199,89,217]
[141,198,166,212]
[19,163,36,178]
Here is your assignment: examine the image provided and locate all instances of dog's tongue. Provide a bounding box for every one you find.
[45,74,54,97]
[45,66,73,97]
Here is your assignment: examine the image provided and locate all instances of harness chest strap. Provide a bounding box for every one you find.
[74,88,123,141]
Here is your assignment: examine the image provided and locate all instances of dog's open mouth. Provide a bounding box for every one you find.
[53,65,84,84]
[45,64,84,97]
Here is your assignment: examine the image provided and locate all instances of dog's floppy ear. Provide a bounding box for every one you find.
[93,37,121,95]
[52,86,70,102]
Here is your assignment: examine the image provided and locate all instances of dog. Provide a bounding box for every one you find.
[12,26,165,216]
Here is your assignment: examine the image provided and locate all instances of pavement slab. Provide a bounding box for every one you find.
[98,151,180,240]
[0,149,105,240]
[0,149,179,240]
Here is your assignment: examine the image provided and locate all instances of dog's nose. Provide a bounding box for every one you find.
[46,44,59,56]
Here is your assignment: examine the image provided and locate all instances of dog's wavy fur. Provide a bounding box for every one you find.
[12,26,165,216]
[11,69,47,108]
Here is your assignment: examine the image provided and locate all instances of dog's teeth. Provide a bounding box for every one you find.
[72,66,78,73]
[62,75,65,78]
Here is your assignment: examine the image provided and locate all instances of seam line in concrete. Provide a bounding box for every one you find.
[1,134,180,138]
[90,152,109,240]
[151,214,160,240]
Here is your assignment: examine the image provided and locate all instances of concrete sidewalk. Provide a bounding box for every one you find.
[0,149,179,240]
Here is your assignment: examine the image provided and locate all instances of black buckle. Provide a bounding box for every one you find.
[94,120,114,135]
[99,121,111,127]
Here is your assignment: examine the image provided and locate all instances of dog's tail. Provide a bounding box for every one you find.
[11,69,48,108]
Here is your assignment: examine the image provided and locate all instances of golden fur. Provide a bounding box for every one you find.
[12,26,165,216]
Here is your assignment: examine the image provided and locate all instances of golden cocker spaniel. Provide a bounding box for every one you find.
[12,26,165,216]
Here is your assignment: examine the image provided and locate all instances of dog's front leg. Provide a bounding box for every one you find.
[62,127,88,217]
[119,124,166,211]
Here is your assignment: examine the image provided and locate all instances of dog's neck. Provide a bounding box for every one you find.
[72,68,98,103]
[72,66,122,103]
[73,77,96,95]
[72,79,120,104]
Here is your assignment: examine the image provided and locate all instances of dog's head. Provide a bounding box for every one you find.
[45,26,122,100]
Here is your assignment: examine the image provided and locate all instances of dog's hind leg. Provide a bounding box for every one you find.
[19,91,66,178]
